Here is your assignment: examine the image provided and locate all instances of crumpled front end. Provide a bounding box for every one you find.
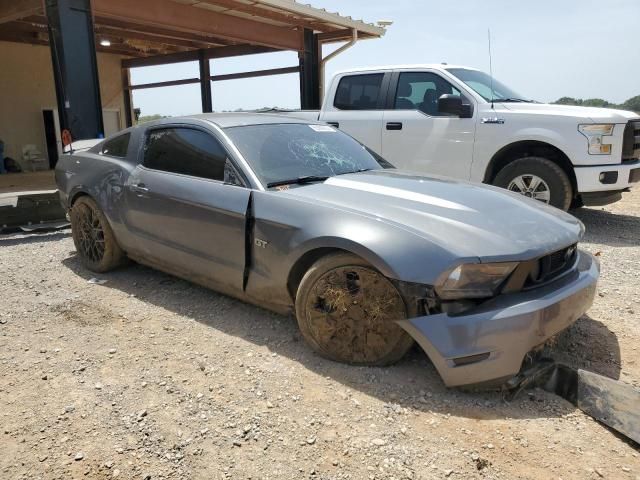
[397,250,599,388]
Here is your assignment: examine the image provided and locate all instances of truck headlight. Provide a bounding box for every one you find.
[578,124,614,155]
[436,262,518,300]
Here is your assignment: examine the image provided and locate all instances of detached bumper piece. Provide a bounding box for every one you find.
[505,358,640,445]
[397,250,598,388]
[0,191,68,233]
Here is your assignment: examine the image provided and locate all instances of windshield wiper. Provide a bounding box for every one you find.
[336,168,374,176]
[267,175,329,188]
[492,98,533,103]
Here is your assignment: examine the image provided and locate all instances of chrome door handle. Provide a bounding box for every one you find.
[481,117,505,124]
[131,183,149,193]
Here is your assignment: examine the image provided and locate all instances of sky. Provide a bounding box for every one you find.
[129,0,639,117]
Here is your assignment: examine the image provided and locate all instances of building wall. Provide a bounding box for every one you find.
[0,41,126,170]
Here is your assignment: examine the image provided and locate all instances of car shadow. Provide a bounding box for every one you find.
[0,229,71,247]
[546,314,622,381]
[61,254,622,422]
[572,207,640,248]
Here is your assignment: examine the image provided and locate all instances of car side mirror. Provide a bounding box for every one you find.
[438,94,463,116]
[437,94,473,118]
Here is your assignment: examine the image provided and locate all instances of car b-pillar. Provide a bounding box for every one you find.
[46,0,105,142]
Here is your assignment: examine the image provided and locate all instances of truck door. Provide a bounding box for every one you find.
[319,71,391,155]
[381,70,476,179]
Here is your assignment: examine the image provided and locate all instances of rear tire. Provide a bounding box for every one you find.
[70,196,126,273]
[294,252,414,366]
[493,157,573,210]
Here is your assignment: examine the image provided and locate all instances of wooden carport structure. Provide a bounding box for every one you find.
[0,0,385,142]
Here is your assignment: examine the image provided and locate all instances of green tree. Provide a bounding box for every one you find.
[581,98,611,108]
[554,97,583,106]
[137,114,167,124]
[622,95,640,114]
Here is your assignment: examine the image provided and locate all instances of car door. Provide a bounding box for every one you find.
[381,70,477,179]
[319,71,391,155]
[123,125,250,293]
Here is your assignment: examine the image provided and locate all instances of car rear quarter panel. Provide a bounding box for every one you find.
[55,149,138,251]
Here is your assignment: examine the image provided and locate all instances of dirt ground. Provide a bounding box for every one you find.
[1,189,639,480]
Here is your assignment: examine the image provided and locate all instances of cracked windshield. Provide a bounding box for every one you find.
[225,123,388,187]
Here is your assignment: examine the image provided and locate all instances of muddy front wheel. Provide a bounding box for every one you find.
[295,253,414,366]
[70,196,125,273]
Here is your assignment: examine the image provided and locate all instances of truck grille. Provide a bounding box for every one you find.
[622,119,640,162]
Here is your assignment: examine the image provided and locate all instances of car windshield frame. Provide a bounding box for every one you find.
[446,67,530,103]
[223,122,392,189]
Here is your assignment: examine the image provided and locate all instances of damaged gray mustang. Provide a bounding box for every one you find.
[56,114,599,388]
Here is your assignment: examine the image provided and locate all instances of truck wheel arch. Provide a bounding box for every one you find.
[484,140,577,195]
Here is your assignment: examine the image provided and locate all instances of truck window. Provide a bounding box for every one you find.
[394,72,461,116]
[334,73,384,110]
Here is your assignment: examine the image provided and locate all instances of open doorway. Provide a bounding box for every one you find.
[42,110,59,170]
[103,109,121,137]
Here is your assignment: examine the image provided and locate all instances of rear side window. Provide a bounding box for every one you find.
[334,73,384,110]
[143,127,228,181]
[101,133,130,158]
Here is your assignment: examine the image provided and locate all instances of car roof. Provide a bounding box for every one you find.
[187,112,320,128]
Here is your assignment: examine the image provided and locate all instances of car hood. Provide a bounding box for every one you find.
[282,170,583,262]
[501,103,638,123]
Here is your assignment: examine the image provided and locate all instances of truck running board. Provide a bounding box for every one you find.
[505,358,640,445]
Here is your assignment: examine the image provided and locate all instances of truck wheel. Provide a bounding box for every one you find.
[295,252,414,366]
[493,157,573,210]
[70,196,126,273]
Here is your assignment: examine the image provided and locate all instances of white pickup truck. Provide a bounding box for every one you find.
[282,65,640,210]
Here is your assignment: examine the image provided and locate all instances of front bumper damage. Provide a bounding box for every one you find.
[397,250,599,388]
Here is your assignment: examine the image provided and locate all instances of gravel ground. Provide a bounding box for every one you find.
[1,189,639,480]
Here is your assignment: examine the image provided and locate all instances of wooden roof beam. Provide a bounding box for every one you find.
[194,0,336,33]
[0,0,42,25]
[93,16,234,48]
[20,14,231,49]
[0,31,143,57]
[318,28,376,43]
[122,44,279,69]
[21,13,233,48]
[5,20,180,56]
[95,25,217,51]
[92,0,302,51]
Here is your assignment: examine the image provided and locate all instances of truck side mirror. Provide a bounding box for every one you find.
[438,94,473,118]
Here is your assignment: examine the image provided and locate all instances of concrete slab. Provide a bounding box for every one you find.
[0,190,67,233]
[0,170,56,194]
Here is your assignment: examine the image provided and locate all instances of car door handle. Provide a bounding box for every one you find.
[327,122,340,128]
[386,122,403,131]
[130,183,149,194]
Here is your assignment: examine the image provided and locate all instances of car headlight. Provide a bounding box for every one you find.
[436,262,518,300]
[578,124,614,155]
